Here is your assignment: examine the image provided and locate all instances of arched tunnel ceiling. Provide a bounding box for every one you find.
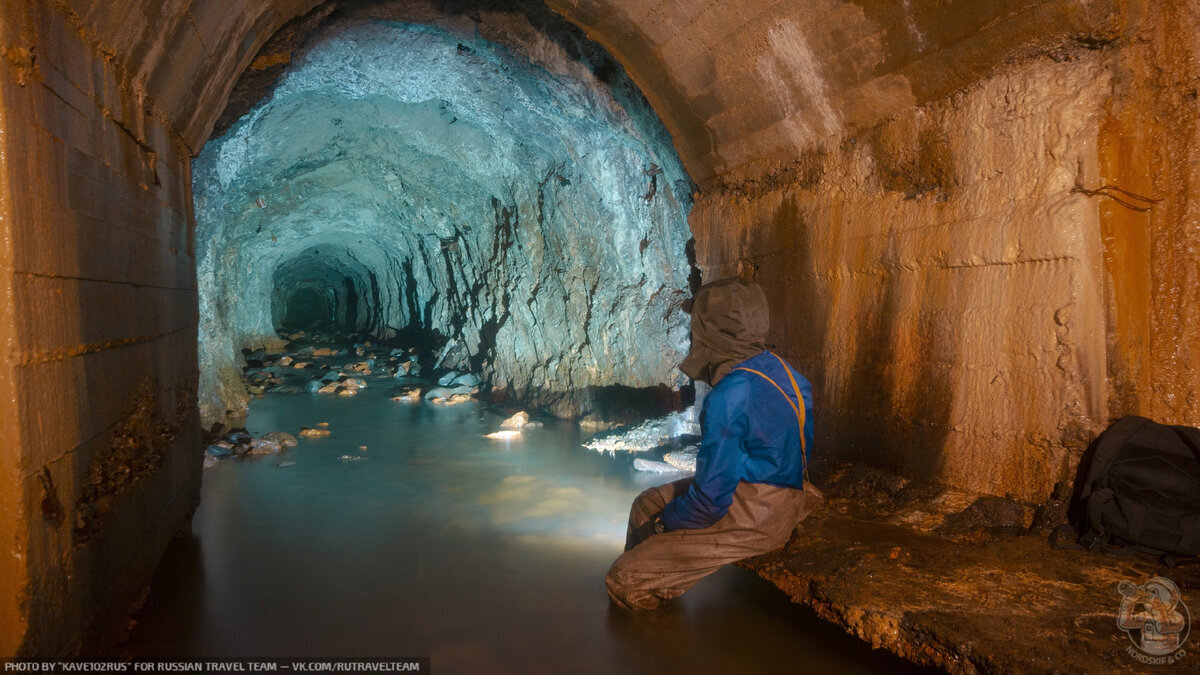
[64,0,1118,183]
[194,8,695,422]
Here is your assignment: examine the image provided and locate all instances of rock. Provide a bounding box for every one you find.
[423,385,476,402]
[316,422,330,428]
[261,431,299,448]
[317,384,338,394]
[391,388,421,402]
[263,338,290,353]
[485,429,521,440]
[203,454,220,469]
[342,377,367,390]
[247,439,282,455]
[312,347,333,357]
[227,430,252,445]
[320,370,341,383]
[451,373,481,388]
[278,356,294,366]
[206,444,234,458]
[429,389,475,403]
[306,380,322,393]
[293,361,310,369]
[936,496,1029,538]
[579,414,613,431]
[633,458,686,473]
[276,460,297,468]
[437,371,461,387]
[298,427,332,438]
[1030,482,1072,533]
[499,411,530,430]
[337,388,358,396]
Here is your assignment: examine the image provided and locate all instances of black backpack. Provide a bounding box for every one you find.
[1070,415,1200,557]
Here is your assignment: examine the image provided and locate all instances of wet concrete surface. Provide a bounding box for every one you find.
[740,467,1200,673]
[125,376,931,673]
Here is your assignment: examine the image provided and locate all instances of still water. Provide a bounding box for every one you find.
[128,384,925,673]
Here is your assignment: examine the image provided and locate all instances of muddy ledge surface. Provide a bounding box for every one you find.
[739,466,1200,674]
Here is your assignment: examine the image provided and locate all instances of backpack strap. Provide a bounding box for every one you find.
[732,352,808,479]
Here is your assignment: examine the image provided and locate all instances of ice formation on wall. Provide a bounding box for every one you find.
[194,15,693,424]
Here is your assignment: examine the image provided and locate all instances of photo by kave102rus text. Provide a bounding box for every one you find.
[2,659,430,673]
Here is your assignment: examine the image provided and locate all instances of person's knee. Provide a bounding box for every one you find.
[605,566,666,611]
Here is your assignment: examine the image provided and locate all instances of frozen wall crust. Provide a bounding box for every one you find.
[195,12,693,424]
[692,54,1112,502]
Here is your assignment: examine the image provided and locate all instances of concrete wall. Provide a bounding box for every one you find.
[691,54,1111,501]
[0,1,201,656]
[545,0,1121,184]
[1100,0,1200,429]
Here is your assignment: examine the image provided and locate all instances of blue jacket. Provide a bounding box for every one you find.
[661,351,814,531]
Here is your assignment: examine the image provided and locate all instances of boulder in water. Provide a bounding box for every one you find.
[262,431,299,448]
[424,385,476,403]
[500,411,530,430]
[248,439,282,455]
[485,429,521,440]
[391,388,421,403]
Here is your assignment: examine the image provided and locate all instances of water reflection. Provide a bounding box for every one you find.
[128,385,926,673]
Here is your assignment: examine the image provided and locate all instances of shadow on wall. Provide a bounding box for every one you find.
[838,230,954,481]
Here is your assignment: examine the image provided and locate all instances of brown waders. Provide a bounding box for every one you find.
[605,477,823,611]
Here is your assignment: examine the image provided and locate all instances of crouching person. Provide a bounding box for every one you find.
[606,278,822,611]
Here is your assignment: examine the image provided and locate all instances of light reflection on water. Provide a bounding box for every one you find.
[128,385,922,673]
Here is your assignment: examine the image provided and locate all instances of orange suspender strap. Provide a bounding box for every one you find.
[732,352,808,479]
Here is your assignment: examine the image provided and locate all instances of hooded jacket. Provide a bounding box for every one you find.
[662,279,815,531]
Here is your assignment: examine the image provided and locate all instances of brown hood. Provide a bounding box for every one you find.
[679,278,769,385]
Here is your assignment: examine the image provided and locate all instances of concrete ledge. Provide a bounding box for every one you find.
[739,470,1200,673]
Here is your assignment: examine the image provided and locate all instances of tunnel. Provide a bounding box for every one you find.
[2,0,1200,669]
[195,11,693,425]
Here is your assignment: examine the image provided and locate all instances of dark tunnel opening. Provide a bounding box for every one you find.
[279,286,334,330]
[270,244,381,335]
